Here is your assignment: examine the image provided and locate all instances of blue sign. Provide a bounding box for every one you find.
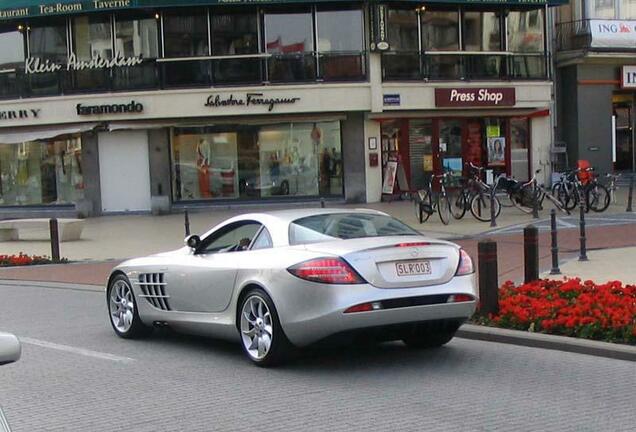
[383,94,400,106]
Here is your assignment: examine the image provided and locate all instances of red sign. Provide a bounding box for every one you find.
[435,88,516,107]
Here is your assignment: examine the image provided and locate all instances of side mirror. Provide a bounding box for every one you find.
[184,234,201,250]
[0,332,21,366]
[535,169,542,174]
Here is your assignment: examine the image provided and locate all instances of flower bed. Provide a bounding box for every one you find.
[481,278,636,344]
[0,253,65,267]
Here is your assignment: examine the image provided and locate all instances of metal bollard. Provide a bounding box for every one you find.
[184,210,191,236]
[549,209,561,275]
[49,218,60,263]
[627,176,634,213]
[532,184,540,219]
[578,190,588,261]
[478,240,499,316]
[320,198,325,208]
[524,225,539,283]
[489,191,497,228]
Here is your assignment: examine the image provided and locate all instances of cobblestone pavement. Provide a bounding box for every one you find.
[1,284,635,432]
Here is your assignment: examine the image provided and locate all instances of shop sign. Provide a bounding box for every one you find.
[25,53,144,74]
[383,94,400,106]
[204,93,300,112]
[435,88,516,107]
[621,66,636,89]
[76,100,143,115]
[369,4,390,51]
[590,19,636,49]
[0,108,41,121]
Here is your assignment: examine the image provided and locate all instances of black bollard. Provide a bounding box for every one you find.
[489,191,497,228]
[478,240,499,316]
[549,209,561,275]
[184,210,191,236]
[49,218,60,263]
[627,176,634,213]
[578,190,588,261]
[524,225,539,283]
[320,198,325,208]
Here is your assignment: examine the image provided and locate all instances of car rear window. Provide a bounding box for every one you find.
[289,213,419,245]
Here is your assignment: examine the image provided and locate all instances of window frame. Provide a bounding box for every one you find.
[196,220,263,255]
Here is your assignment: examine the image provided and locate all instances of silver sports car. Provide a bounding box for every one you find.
[106,209,477,366]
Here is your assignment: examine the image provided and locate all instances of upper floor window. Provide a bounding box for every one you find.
[421,9,460,51]
[211,9,259,55]
[387,8,418,51]
[585,0,636,19]
[72,14,112,60]
[265,8,313,54]
[508,9,544,53]
[163,8,209,57]
[0,25,25,69]
[463,11,502,51]
[115,12,159,58]
[316,6,364,52]
[29,18,67,62]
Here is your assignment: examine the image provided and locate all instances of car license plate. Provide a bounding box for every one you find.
[395,260,432,276]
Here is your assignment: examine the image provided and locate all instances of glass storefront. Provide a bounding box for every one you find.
[380,117,531,191]
[0,136,85,206]
[171,121,343,201]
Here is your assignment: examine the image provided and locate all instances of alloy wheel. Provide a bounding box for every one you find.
[240,295,273,360]
[109,279,135,333]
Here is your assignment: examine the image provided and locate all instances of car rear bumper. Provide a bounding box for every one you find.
[278,273,477,347]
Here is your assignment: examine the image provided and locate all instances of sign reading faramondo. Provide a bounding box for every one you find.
[0,0,567,21]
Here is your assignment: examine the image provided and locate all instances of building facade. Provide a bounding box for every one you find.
[555,0,636,175]
[0,0,562,217]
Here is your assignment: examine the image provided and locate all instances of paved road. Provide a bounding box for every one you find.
[1,284,634,432]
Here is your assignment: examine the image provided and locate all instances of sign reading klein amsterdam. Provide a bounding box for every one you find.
[205,93,300,112]
[26,53,143,74]
[435,88,516,107]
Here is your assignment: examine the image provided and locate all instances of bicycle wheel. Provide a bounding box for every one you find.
[587,184,610,212]
[438,194,451,225]
[542,189,570,215]
[416,190,432,223]
[448,190,467,220]
[470,193,501,222]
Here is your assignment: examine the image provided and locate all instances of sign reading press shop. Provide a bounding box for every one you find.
[590,20,636,49]
[435,88,516,108]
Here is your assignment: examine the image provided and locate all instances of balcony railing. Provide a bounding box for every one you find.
[557,19,636,52]
[381,52,549,81]
[0,51,367,101]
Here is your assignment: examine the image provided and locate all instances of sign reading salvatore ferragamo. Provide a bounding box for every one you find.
[205,93,301,112]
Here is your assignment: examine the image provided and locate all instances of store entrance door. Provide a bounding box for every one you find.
[98,131,152,213]
[614,101,635,172]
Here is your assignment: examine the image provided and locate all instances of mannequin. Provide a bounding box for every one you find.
[196,138,211,198]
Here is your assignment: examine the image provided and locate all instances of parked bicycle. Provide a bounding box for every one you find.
[606,172,621,205]
[451,162,502,223]
[413,172,456,225]
[502,169,570,215]
[551,167,610,212]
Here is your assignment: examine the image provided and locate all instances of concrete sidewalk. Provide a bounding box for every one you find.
[541,247,636,285]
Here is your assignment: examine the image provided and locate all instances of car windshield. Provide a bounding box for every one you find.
[288,213,419,245]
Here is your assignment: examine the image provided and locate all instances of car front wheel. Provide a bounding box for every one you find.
[239,288,291,367]
[107,274,152,339]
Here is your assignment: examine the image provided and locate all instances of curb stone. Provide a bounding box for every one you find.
[457,323,636,362]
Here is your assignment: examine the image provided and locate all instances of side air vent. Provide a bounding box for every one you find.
[138,273,171,311]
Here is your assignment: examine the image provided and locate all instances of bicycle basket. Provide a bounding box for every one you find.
[497,177,519,194]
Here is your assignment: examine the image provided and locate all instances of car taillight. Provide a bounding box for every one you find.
[455,249,474,276]
[288,257,366,284]
[447,294,475,303]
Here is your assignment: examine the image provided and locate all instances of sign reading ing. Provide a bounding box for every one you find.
[435,88,516,107]
[622,66,636,90]
[590,19,636,49]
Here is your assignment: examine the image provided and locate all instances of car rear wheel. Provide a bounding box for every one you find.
[107,274,152,339]
[402,321,461,349]
[239,288,291,367]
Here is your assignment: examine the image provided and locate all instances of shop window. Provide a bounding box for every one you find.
[265,8,315,82]
[70,14,112,92]
[439,120,463,179]
[316,6,365,81]
[484,118,507,177]
[211,10,260,84]
[510,118,530,181]
[170,121,343,202]
[408,120,434,190]
[0,137,84,207]
[0,25,25,99]
[162,8,210,87]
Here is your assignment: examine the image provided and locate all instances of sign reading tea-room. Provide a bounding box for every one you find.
[435,88,516,107]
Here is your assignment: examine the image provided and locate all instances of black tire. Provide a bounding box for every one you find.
[238,287,292,367]
[107,274,152,339]
[437,194,451,225]
[417,190,432,223]
[553,183,578,211]
[449,190,467,220]
[470,193,501,222]
[543,189,570,215]
[587,184,610,212]
[280,180,290,196]
[402,321,461,349]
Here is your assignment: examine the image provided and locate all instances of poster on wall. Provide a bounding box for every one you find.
[487,137,506,166]
[382,160,398,194]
